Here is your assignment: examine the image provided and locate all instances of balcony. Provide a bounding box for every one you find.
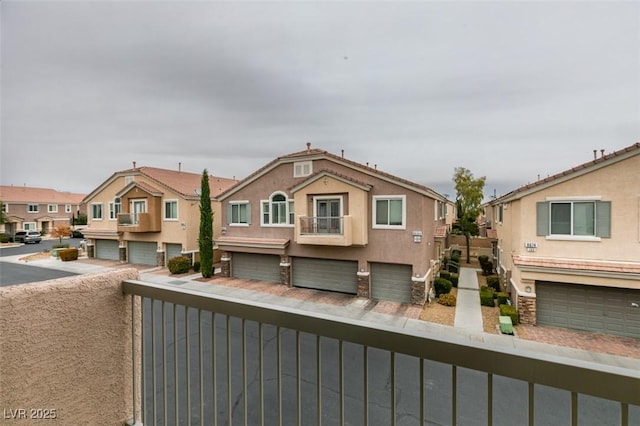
[2,275,638,425]
[296,215,353,246]
[118,212,160,233]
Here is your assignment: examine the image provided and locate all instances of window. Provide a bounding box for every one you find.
[293,161,312,177]
[373,195,406,229]
[27,204,39,213]
[65,204,72,213]
[91,203,103,220]
[48,204,58,213]
[109,199,122,220]
[262,193,294,226]
[314,196,342,233]
[2,203,8,213]
[24,222,37,231]
[164,200,178,220]
[497,204,504,224]
[131,200,146,224]
[537,200,610,239]
[228,202,250,225]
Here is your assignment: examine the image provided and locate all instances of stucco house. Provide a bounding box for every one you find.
[488,143,640,338]
[0,185,86,237]
[216,144,450,304]
[82,164,237,267]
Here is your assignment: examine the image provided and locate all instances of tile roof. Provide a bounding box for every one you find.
[486,229,498,239]
[0,185,85,204]
[513,255,640,274]
[434,225,448,239]
[136,167,238,198]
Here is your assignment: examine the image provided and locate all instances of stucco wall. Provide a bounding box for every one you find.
[0,269,140,425]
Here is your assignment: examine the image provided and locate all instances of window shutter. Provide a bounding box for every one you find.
[536,202,549,236]
[246,203,252,225]
[596,201,611,238]
[226,204,232,225]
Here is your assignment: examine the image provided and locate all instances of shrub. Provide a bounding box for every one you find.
[0,233,10,243]
[449,273,459,287]
[437,293,457,306]
[480,286,496,307]
[168,256,191,274]
[478,255,489,265]
[59,248,78,262]
[500,304,519,325]
[439,271,451,281]
[486,275,501,292]
[433,277,452,296]
[478,255,494,275]
[441,256,449,270]
[52,243,70,249]
[496,292,509,306]
[192,261,201,272]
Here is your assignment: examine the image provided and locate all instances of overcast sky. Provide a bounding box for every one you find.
[1,1,638,199]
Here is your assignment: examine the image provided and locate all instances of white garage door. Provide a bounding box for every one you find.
[128,241,158,266]
[95,239,119,261]
[292,258,358,294]
[232,253,281,283]
[371,263,413,303]
[166,244,183,262]
[537,281,640,338]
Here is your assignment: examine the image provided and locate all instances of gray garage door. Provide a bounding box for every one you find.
[128,241,158,266]
[292,258,358,294]
[371,263,413,303]
[166,244,183,262]
[232,253,281,283]
[95,239,119,261]
[537,281,640,338]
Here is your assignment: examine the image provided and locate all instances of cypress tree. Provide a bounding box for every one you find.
[199,169,214,278]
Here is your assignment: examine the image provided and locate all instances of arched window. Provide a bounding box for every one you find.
[261,192,294,226]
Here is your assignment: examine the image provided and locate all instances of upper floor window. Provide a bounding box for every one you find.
[537,200,610,239]
[48,204,58,213]
[228,201,250,225]
[373,195,406,229]
[497,204,504,224]
[109,198,122,220]
[27,204,39,213]
[262,193,294,226]
[164,200,178,220]
[65,204,72,213]
[293,161,312,178]
[91,203,104,220]
[2,203,8,213]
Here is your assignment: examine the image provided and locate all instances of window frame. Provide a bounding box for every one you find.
[48,204,58,213]
[229,201,250,226]
[163,199,179,221]
[293,161,313,178]
[372,195,407,230]
[65,204,72,213]
[27,204,39,213]
[109,199,122,220]
[23,222,37,231]
[537,197,610,241]
[91,203,104,220]
[261,192,294,227]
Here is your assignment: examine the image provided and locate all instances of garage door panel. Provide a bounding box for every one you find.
[96,239,119,261]
[537,281,640,338]
[293,258,358,294]
[371,263,412,304]
[166,244,183,262]
[233,253,280,283]
[129,241,157,266]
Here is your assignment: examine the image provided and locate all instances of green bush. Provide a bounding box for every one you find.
[59,248,78,262]
[0,233,10,243]
[168,256,191,274]
[437,293,457,306]
[192,261,201,272]
[433,277,452,296]
[478,255,489,265]
[52,243,70,249]
[500,304,519,325]
[480,286,496,307]
[496,292,509,306]
[439,271,451,281]
[449,273,459,287]
[486,275,501,292]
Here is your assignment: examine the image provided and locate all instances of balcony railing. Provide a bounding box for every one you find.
[122,279,640,426]
[118,212,160,233]
[299,216,344,235]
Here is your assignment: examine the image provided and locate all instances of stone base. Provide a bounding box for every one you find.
[517,294,536,324]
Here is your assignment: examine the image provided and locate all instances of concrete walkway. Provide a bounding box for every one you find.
[454,267,484,333]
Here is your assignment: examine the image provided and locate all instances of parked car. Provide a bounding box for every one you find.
[14,231,42,244]
[70,229,84,238]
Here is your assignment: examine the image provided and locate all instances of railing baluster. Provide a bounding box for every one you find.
[487,373,493,426]
[186,306,191,426]
[317,335,322,426]
[296,330,301,426]
[571,391,578,426]
[621,402,629,426]
[363,345,368,426]
[199,309,203,426]
[277,326,282,426]
[451,365,457,426]
[419,358,424,425]
[173,303,178,426]
[227,315,232,424]
[131,295,137,425]
[151,299,156,425]
[162,301,167,426]
[259,323,264,426]
[390,351,395,426]
[529,382,535,426]
[142,297,146,424]
[339,340,344,426]
[243,319,248,426]
[211,312,217,426]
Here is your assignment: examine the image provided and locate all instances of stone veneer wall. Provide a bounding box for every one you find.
[517,295,537,324]
[280,255,291,286]
[0,269,141,425]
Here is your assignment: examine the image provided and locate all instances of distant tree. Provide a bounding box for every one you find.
[453,167,486,264]
[51,224,72,244]
[199,169,214,278]
[0,201,6,224]
[76,213,88,226]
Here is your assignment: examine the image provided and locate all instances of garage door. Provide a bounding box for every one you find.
[128,241,158,266]
[166,244,183,262]
[292,258,358,294]
[232,253,281,283]
[537,281,640,338]
[95,239,119,261]
[371,263,413,303]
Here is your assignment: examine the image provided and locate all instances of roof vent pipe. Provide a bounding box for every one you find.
[341,149,344,158]
[132,161,137,169]
[593,150,597,160]
[306,142,311,152]
[601,149,605,158]
[179,162,181,172]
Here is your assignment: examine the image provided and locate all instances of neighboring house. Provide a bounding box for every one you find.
[489,143,640,338]
[0,185,86,236]
[82,164,237,267]
[216,144,450,304]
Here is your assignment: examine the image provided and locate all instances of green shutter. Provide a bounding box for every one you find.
[596,201,611,238]
[536,202,549,236]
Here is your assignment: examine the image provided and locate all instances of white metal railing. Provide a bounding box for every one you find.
[122,279,640,425]
[299,216,344,235]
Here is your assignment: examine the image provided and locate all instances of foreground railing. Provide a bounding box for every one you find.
[123,279,639,425]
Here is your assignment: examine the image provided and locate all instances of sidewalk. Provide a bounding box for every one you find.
[3,255,639,371]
